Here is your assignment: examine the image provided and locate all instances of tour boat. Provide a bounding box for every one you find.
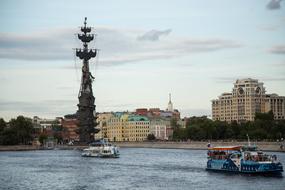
[206,145,283,174]
[81,139,120,158]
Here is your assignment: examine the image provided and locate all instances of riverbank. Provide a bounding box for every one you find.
[115,141,285,152]
[0,145,86,151]
[0,145,42,151]
[1,141,284,152]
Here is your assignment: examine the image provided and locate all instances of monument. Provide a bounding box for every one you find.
[75,17,99,143]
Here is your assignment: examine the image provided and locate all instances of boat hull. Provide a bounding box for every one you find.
[81,148,120,158]
[82,153,120,158]
[206,159,283,174]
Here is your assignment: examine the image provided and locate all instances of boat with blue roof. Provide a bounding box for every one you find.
[206,144,283,174]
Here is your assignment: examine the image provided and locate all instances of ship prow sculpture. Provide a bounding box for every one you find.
[76,17,99,143]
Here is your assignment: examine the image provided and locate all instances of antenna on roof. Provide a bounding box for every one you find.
[84,17,87,27]
[246,134,251,146]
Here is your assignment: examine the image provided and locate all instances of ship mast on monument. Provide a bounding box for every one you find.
[75,17,99,143]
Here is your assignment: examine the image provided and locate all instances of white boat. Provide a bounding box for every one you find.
[81,139,120,158]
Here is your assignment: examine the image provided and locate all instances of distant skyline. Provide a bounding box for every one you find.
[0,0,285,120]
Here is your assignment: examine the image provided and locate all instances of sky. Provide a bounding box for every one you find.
[0,0,285,120]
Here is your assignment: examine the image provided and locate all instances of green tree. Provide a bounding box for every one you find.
[225,125,234,139]
[251,128,267,140]
[188,126,205,140]
[170,118,179,129]
[53,131,63,142]
[173,128,188,140]
[147,134,156,141]
[215,121,227,139]
[149,114,285,141]
[0,118,6,132]
[255,111,274,121]
[230,121,240,139]
[52,124,63,132]
[9,116,34,145]
[38,133,48,145]
[0,128,18,145]
[52,124,63,142]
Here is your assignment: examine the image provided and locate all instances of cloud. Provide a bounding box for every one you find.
[0,26,242,66]
[266,0,282,10]
[272,61,285,67]
[269,45,285,54]
[214,77,242,83]
[0,28,76,60]
[0,98,137,119]
[258,25,279,31]
[262,77,285,81]
[180,108,211,118]
[214,76,285,83]
[137,29,171,41]
[0,99,77,119]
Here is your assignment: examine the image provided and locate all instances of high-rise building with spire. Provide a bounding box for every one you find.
[166,93,174,112]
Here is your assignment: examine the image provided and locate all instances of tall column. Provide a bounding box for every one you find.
[75,17,99,143]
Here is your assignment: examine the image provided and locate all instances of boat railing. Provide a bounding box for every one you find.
[244,152,277,162]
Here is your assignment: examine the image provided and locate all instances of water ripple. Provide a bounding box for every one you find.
[0,148,284,190]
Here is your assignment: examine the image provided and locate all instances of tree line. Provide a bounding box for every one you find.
[0,116,63,145]
[173,111,285,141]
[0,116,34,145]
[1,112,285,145]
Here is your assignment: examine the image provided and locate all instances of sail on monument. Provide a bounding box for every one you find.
[75,17,99,143]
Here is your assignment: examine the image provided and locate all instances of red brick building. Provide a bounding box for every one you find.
[135,108,148,116]
[61,114,79,142]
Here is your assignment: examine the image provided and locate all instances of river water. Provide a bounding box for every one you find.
[0,148,284,190]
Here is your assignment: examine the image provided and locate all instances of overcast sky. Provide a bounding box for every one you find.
[0,0,285,120]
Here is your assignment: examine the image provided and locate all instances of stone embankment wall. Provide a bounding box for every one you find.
[0,141,284,152]
[0,145,41,151]
[115,141,285,152]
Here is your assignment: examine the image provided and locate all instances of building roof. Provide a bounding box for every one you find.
[120,114,129,121]
[235,78,258,83]
[114,112,125,118]
[64,114,77,119]
[128,115,149,121]
[208,146,242,151]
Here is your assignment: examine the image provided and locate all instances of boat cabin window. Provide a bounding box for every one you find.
[244,152,272,162]
[207,150,230,160]
[241,146,258,152]
[230,153,241,159]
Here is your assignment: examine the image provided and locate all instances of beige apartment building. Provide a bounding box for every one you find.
[125,115,150,141]
[212,78,285,122]
[96,112,150,142]
[106,115,124,142]
[95,112,115,140]
[265,94,285,120]
[96,112,127,142]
